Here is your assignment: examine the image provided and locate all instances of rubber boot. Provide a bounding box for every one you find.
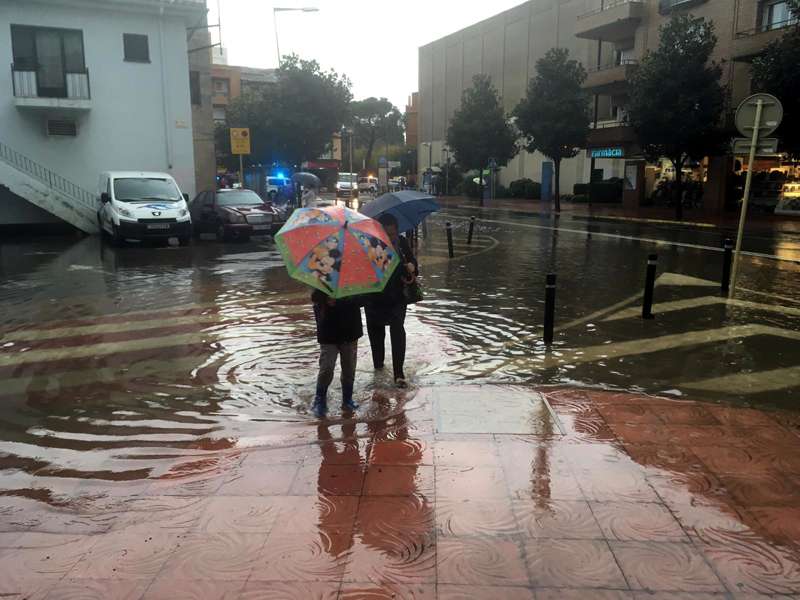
[312,385,328,417]
[341,383,359,410]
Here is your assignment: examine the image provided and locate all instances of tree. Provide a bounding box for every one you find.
[222,55,352,171]
[751,3,800,160]
[626,13,727,220]
[350,97,405,170]
[512,48,590,212]
[446,75,518,206]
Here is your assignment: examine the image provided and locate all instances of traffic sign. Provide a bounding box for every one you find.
[735,94,783,138]
[732,137,778,155]
[488,157,499,169]
[230,127,251,154]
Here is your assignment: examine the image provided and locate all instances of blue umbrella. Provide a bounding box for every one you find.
[359,191,440,233]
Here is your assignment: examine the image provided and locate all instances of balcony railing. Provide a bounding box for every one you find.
[736,18,798,38]
[576,0,637,21]
[658,0,708,14]
[591,119,629,129]
[11,65,91,100]
[586,58,638,74]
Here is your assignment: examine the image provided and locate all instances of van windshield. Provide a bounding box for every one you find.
[114,178,182,202]
[338,173,356,183]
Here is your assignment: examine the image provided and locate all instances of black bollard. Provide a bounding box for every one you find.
[721,238,733,293]
[544,273,556,346]
[446,222,454,258]
[642,253,657,320]
[467,215,476,245]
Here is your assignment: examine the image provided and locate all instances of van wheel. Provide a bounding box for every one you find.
[215,222,228,243]
[178,236,191,247]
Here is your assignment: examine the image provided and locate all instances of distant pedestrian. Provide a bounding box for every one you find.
[303,184,318,208]
[311,291,363,417]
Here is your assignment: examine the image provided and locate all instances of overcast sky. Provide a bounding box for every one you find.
[210,0,525,111]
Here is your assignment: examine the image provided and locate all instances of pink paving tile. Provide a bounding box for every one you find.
[44,579,151,600]
[192,496,283,533]
[271,495,359,535]
[239,581,340,599]
[610,423,679,446]
[624,444,705,474]
[248,531,351,582]
[356,495,435,537]
[68,532,176,580]
[647,470,736,507]
[145,454,240,497]
[339,582,436,599]
[707,406,784,428]
[434,441,502,468]
[302,439,371,466]
[342,532,437,584]
[437,537,530,586]
[0,578,55,600]
[438,585,535,599]
[670,502,775,546]
[610,541,725,592]
[524,538,628,589]
[288,464,366,496]
[731,423,800,450]
[369,439,434,466]
[435,466,508,499]
[591,501,689,542]
[505,469,585,502]
[497,441,572,473]
[437,497,518,537]
[363,466,435,497]
[667,425,743,447]
[513,499,604,540]
[559,416,621,444]
[536,590,635,600]
[156,533,265,581]
[573,467,660,503]
[718,472,800,507]
[215,464,299,496]
[596,404,663,425]
[652,405,722,426]
[0,533,97,579]
[111,496,208,533]
[690,446,800,475]
[139,579,244,600]
[631,594,729,600]
[702,542,800,595]
[749,507,800,548]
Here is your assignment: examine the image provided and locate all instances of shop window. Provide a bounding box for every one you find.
[190,71,201,105]
[123,34,150,62]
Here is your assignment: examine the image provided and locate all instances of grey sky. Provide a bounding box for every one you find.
[211,0,526,111]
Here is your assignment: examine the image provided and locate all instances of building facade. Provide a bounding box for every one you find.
[405,92,420,148]
[418,0,797,211]
[210,60,277,126]
[1,0,206,232]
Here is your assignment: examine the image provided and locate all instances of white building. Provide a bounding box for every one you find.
[0,0,206,233]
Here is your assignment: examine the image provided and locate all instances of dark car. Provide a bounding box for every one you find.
[189,189,286,242]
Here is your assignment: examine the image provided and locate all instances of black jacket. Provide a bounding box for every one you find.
[366,235,419,314]
[311,290,363,345]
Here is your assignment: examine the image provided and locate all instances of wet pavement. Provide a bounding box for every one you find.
[1,210,799,598]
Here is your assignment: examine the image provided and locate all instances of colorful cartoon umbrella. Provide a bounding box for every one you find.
[274,206,399,298]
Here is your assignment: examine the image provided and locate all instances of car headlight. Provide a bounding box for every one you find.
[278,211,286,221]
[229,213,244,223]
[179,208,188,217]
[118,207,133,218]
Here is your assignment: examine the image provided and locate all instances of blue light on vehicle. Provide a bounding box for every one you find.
[277,172,285,178]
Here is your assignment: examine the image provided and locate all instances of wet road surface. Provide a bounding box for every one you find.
[1,210,799,598]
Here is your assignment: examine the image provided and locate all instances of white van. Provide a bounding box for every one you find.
[98,172,192,246]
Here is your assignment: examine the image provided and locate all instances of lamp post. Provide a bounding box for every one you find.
[441,147,450,196]
[273,7,318,67]
[344,128,355,207]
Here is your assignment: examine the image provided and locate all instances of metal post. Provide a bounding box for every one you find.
[729,98,763,299]
[446,155,450,196]
[349,134,354,208]
[544,273,556,346]
[467,215,476,245]
[446,222,454,258]
[239,154,244,191]
[721,238,733,293]
[642,253,657,320]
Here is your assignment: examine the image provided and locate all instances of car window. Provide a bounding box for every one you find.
[358,178,368,184]
[194,191,206,207]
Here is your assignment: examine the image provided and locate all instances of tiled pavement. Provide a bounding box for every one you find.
[2,387,800,599]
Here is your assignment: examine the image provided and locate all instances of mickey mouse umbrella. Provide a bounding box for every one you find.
[274,205,399,299]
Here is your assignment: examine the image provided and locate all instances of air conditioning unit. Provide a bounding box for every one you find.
[46,119,78,137]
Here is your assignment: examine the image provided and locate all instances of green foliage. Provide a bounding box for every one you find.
[462,178,480,199]
[512,48,591,211]
[350,97,405,170]
[588,180,623,203]
[751,21,800,159]
[509,179,542,200]
[349,144,416,177]
[495,185,510,199]
[222,55,352,171]
[446,75,519,204]
[627,13,727,219]
[525,181,542,200]
[454,182,465,196]
[571,194,587,203]
[573,183,589,196]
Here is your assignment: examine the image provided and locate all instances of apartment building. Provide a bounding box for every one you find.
[418,0,797,212]
[210,58,277,125]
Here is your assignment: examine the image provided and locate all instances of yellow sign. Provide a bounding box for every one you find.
[230,127,251,155]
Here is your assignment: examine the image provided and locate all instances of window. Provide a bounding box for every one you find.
[123,34,150,62]
[11,26,85,98]
[212,107,226,123]
[190,71,201,105]
[213,79,230,97]
[762,0,797,30]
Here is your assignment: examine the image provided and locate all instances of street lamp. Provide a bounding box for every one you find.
[441,147,450,197]
[273,7,319,67]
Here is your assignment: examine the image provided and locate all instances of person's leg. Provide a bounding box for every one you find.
[339,341,359,409]
[365,311,386,369]
[314,344,338,415]
[389,304,407,385]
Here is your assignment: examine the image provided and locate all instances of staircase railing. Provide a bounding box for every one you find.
[0,140,98,211]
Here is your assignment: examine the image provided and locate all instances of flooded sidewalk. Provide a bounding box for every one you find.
[2,386,800,599]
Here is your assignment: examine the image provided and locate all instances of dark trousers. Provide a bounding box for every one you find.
[366,304,407,380]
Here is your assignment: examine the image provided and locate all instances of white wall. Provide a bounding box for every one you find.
[0,0,199,216]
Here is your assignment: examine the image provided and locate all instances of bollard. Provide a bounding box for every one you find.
[467,215,476,245]
[721,238,733,293]
[446,222,455,258]
[544,273,556,346]
[642,253,657,320]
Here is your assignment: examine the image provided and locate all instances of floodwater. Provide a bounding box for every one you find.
[0,209,798,511]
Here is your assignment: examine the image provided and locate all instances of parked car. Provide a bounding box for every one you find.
[189,188,286,242]
[97,171,192,246]
[358,176,379,195]
[336,172,359,198]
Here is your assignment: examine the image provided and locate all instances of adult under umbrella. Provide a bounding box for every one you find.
[291,172,322,188]
[359,190,440,234]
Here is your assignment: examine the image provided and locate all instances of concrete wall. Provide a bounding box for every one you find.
[188,16,217,195]
[0,0,201,225]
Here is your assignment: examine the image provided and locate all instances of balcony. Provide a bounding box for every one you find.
[587,120,636,148]
[658,0,708,14]
[583,60,638,95]
[11,66,92,111]
[731,20,797,62]
[575,0,644,42]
